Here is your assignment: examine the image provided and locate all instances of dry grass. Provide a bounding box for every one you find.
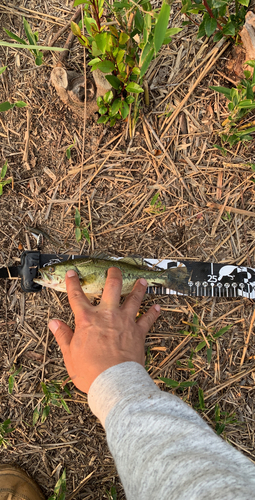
[0,0,255,498]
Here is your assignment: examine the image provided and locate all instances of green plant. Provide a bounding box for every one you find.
[8,365,22,394]
[71,0,182,128]
[194,324,232,359]
[106,485,117,500]
[75,208,91,243]
[146,192,166,215]
[48,469,66,500]
[159,377,197,390]
[0,161,12,195]
[0,419,14,448]
[33,381,71,425]
[210,61,255,148]
[214,403,239,435]
[181,0,248,42]
[66,138,76,159]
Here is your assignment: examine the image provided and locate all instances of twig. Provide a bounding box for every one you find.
[66,470,95,500]
[23,107,31,168]
[79,7,87,211]
[59,30,75,64]
[240,308,255,367]
[44,186,59,221]
[208,202,255,218]
[49,7,82,46]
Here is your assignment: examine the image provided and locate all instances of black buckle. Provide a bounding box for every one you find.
[18,251,42,293]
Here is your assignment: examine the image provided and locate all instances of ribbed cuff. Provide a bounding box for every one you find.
[88,362,159,427]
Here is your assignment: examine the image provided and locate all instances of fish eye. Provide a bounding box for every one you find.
[48,266,55,272]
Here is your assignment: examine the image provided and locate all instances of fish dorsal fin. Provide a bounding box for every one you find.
[119,256,150,268]
[90,251,113,260]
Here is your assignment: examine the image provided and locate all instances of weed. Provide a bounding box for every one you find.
[106,485,117,500]
[33,381,71,425]
[0,419,14,448]
[48,469,66,500]
[0,161,12,196]
[75,208,91,244]
[182,0,248,42]
[66,138,76,159]
[145,192,166,215]
[210,60,255,148]
[8,365,22,394]
[159,377,197,390]
[194,324,233,360]
[214,403,239,435]
[71,0,182,129]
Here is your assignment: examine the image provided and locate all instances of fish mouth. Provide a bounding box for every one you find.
[33,270,63,289]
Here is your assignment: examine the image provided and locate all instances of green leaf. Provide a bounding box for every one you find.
[97,60,115,73]
[0,185,2,196]
[111,98,122,115]
[154,1,171,54]
[198,387,205,410]
[132,66,140,75]
[204,16,217,37]
[159,377,179,387]
[243,70,251,79]
[95,32,114,54]
[179,380,197,388]
[209,85,231,99]
[75,208,81,227]
[135,8,144,32]
[237,0,249,6]
[1,161,8,179]
[33,407,40,426]
[0,66,7,75]
[8,376,14,394]
[66,148,71,159]
[105,75,121,90]
[71,21,82,37]
[0,102,14,112]
[99,105,108,115]
[75,227,82,242]
[74,0,87,5]
[222,22,235,36]
[35,54,43,66]
[84,17,97,36]
[97,96,104,107]
[119,32,130,45]
[88,57,101,67]
[238,100,255,109]
[82,228,90,243]
[23,18,36,47]
[197,20,206,38]
[41,405,50,423]
[61,399,71,414]
[195,340,206,352]
[116,49,125,65]
[97,115,109,124]
[166,28,183,36]
[15,101,27,108]
[213,324,232,339]
[4,28,27,45]
[213,31,223,42]
[246,60,255,68]
[0,41,65,52]
[125,95,135,105]
[140,47,154,78]
[120,100,129,119]
[103,90,114,103]
[151,192,160,206]
[126,82,144,93]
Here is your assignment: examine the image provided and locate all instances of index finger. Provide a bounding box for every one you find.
[66,270,91,318]
[100,267,122,309]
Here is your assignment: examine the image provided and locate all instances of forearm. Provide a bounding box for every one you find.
[88,362,255,500]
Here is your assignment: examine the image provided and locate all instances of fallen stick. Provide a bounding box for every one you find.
[208,202,255,218]
[240,307,255,367]
[49,7,82,47]
[23,107,31,169]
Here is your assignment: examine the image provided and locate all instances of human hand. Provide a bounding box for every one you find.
[48,267,160,393]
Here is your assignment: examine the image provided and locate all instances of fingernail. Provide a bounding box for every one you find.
[139,278,147,287]
[66,270,76,278]
[48,319,60,334]
[154,304,160,312]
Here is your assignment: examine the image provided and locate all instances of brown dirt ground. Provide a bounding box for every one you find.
[1,1,255,498]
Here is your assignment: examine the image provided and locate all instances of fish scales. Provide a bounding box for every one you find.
[34,256,189,298]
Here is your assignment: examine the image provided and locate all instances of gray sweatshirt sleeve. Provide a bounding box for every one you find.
[88,361,255,500]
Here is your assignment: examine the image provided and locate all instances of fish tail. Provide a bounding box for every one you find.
[160,266,189,294]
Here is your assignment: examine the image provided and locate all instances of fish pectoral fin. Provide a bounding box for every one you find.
[80,273,97,285]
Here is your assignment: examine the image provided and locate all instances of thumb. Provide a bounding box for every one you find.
[48,319,73,354]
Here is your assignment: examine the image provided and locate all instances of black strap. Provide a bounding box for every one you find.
[0,266,19,278]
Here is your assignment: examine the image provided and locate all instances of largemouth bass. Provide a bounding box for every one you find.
[34,256,189,297]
